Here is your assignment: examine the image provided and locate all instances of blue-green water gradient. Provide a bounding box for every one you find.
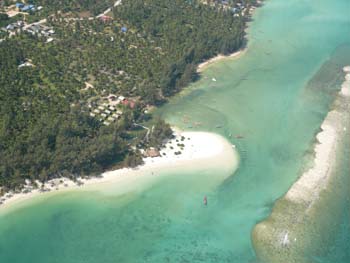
[1,0,350,262]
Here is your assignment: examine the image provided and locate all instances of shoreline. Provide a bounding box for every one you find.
[0,129,239,214]
[252,66,350,263]
[285,66,350,205]
[196,1,262,73]
[0,1,263,216]
[197,48,247,73]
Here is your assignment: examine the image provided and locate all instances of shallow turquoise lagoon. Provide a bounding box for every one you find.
[1,0,350,262]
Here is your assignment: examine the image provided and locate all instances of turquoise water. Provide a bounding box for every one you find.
[1,0,350,262]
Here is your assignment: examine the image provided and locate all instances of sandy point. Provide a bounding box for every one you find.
[0,130,239,214]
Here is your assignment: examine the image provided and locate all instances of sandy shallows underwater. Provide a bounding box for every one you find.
[252,66,350,263]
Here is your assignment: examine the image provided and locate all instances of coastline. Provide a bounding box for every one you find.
[252,66,350,263]
[196,1,262,73]
[0,1,264,215]
[197,48,247,73]
[285,66,349,205]
[0,129,239,214]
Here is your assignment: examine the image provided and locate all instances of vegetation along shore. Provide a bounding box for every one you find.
[0,0,262,200]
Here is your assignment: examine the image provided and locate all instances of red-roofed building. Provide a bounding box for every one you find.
[100,16,112,22]
[121,99,136,109]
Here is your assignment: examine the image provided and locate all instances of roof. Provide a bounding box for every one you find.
[6,24,15,30]
[21,5,35,11]
[145,148,160,158]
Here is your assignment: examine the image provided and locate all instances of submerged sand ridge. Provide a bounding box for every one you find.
[252,66,350,263]
[0,130,239,214]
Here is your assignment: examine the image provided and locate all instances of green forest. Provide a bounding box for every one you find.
[0,0,258,192]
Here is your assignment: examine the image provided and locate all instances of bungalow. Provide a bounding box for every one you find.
[21,5,35,12]
[122,99,136,109]
[100,15,112,22]
[18,61,34,68]
[107,94,117,100]
[112,113,120,119]
[15,3,25,9]
[6,24,15,31]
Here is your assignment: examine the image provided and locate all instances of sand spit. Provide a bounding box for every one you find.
[252,66,350,263]
[0,130,239,213]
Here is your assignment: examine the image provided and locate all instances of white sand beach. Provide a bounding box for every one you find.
[0,130,239,213]
[285,66,350,205]
[197,49,246,73]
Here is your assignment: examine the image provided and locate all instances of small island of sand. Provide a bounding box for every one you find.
[252,66,350,263]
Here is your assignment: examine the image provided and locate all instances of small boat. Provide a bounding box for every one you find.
[203,196,207,206]
[235,135,244,139]
[215,125,222,128]
[212,78,217,82]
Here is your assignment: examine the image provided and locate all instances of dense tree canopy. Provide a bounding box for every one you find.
[0,0,258,191]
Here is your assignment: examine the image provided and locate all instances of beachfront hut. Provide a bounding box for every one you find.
[145,148,160,158]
